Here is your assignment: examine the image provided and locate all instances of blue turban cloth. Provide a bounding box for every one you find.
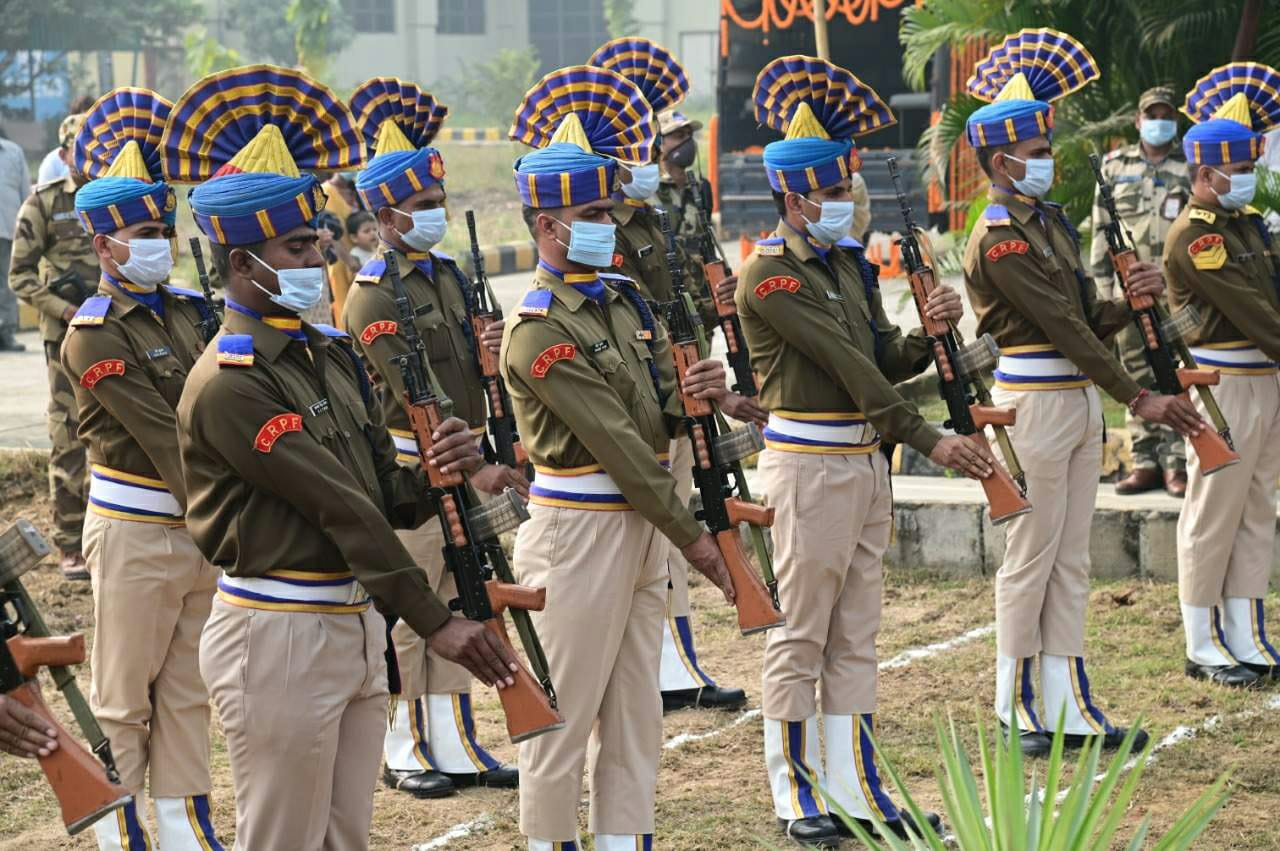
[350,78,448,210]
[1181,62,1280,165]
[73,88,176,234]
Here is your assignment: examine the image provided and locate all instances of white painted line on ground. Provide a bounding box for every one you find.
[879,623,995,670]
[412,814,494,850]
[664,708,762,750]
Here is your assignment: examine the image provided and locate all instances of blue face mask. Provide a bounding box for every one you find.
[1211,168,1257,210]
[392,206,447,251]
[1139,118,1177,147]
[621,163,661,201]
[1005,154,1055,198]
[248,251,326,314]
[551,216,617,269]
[797,196,854,244]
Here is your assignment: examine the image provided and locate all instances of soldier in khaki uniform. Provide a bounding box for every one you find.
[1090,86,1192,496]
[737,56,985,847]
[503,65,736,851]
[8,111,95,578]
[962,31,1201,758]
[1164,62,1280,689]
[588,37,760,713]
[166,65,515,851]
[61,88,226,851]
[343,77,521,797]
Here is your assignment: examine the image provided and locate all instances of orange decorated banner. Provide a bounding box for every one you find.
[720,0,914,33]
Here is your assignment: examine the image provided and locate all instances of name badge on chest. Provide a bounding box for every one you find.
[637,244,654,259]
[1162,196,1183,220]
[590,339,611,354]
[145,346,172,360]
[308,398,332,418]
[825,289,846,302]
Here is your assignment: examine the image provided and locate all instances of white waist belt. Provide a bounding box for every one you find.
[762,411,879,454]
[530,455,670,510]
[217,570,371,613]
[1189,342,1279,375]
[390,427,487,466]
[88,465,183,524]
[994,347,1091,390]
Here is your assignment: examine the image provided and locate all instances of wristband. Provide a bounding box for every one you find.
[1127,388,1150,416]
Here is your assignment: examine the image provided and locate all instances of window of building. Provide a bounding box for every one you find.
[346,0,395,34]
[529,0,606,72]
[438,0,485,35]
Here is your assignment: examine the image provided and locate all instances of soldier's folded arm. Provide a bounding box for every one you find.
[742,263,941,455]
[186,370,452,638]
[9,199,76,320]
[1168,230,1280,362]
[506,319,703,547]
[61,325,189,507]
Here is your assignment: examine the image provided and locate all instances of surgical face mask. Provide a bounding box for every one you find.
[1139,118,1177,147]
[621,164,660,201]
[665,136,697,169]
[1004,154,1055,198]
[1211,168,1257,210]
[246,251,325,313]
[550,216,617,269]
[107,236,172,290]
[797,196,855,244]
[391,206,447,251]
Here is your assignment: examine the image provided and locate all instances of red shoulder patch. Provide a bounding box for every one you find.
[753,275,802,299]
[1188,233,1223,255]
[254,413,303,453]
[360,320,398,345]
[985,240,1029,262]
[530,343,576,379]
[79,359,125,388]
[612,252,624,268]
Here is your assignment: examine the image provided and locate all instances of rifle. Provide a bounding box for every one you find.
[463,211,529,473]
[0,520,132,834]
[385,252,563,743]
[886,157,1032,524]
[188,237,222,343]
[658,210,785,634]
[690,192,757,397]
[1089,153,1239,474]
[49,269,92,308]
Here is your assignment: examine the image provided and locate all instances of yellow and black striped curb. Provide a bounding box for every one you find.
[437,128,506,143]
[458,240,537,277]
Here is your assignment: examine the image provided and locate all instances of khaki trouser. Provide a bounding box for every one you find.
[45,338,87,554]
[83,513,217,796]
[514,504,668,841]
[391,521,470,699]
[1178,372,1280,606]
[1117,323,1185,473]
[990,385,1103,658]
[200,600,388,851]
[757,447,892,720]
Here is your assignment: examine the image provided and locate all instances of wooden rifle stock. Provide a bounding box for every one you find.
[673,340,713,417]
[714,526,784,635]
[1177,369,1239,474]
[482,580,565,743]
[964,414,1031,525]
[471,314,501,376]
[8,634,85,674]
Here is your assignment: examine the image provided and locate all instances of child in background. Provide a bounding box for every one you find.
[348,210,378,266]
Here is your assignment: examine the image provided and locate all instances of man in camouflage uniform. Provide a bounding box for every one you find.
[656,109,712,264]
[1090,86,1192,497]
[8,112,95,578]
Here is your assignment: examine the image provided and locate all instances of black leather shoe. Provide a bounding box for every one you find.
[1059,726,1149,752]
[382,766,456,798]
[777,815,840,847]
[1000,722,1052,758]
[1185,660,1262,688]
[441,764,519,788]
[1241,662,1279,682]
[835,809,943,839]
[662,685,747,712]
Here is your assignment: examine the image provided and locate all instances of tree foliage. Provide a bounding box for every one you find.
[221,0,350,79]
[604,0,640,39]
[436,47,541,128]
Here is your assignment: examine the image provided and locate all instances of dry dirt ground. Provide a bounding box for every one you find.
[3,448,1280,850]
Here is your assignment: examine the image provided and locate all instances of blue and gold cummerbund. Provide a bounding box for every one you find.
[389,426,488,466]
[530,454,670,510]
[217,569,371,614]
[1189,342,1279,376]
[88,465,184,525]
[762,411,880,455]
[994,345,1092,391]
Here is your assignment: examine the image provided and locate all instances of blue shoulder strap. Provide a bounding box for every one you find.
[611,279,666,406]
[848,244,884,367]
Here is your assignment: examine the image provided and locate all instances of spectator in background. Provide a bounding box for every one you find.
[323,171,360,321]
[0,118,31,351]
[347,210,377,266]
[36,95,94,184]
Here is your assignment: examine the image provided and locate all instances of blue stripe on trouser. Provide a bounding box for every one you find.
[1212,606,1234,659]
[674,615,715,687]
[857,715,900,821]
[1019,658,1044,732]
[457,693,501,770]
[639,835,653,850]
[121,799,150,850]
[191,795,224,850]
[1256,600,1280,663]
[411,698,438,770]
[1072,658,1115,734]
[787,720,823,818]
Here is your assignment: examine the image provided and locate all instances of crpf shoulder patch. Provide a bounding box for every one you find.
[518,289,553,318]
[216,334,255,367]
[360,320,397,344]
[254,412,303,453]
[79,359,125,388]
[1188,234,1226,270]
[530,343,576,378]
[70,295,112,327]
[985,239,1029,262]
[1188,208,1216,225]
[753,275,802,299]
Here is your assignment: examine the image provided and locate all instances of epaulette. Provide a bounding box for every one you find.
[835,236,864,250]
[518,288,553,318]
[354,257,386,286]
[163,285,205,301]
[755,236,785,256]
[431,249,454,263]
[70,295,112,327]
[1188,208,1217,225]
[32,178,65,195]
[216,334,254,367]
[983,204,1011,227]
[312,323,350,339]
[1102,147,1127,162]
[598,272,635,285]
[1243,205,1264,218]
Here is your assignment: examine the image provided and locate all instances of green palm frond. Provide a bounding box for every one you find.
[916,95,982,193]
[1256,167,1280,218]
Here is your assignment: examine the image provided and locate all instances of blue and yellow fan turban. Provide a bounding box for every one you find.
[753,55,894,193]
[587,37,690,117]
[74,88,176,235]
[161,65,363,246]
[509,65,655,208]
[1183,62,1280,165]
[351,78,448,211]
[965,28,1098,148]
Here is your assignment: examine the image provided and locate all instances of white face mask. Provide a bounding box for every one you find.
[246,251,325,314]
[796,195,855,244]
[107,236,172,290]
[1210,168,1257,210]
[621,163,661,200]
[391,206,447,251]
[1003,154,1055,198]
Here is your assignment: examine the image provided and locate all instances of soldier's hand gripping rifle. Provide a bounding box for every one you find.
[1089,153,1239,473]
[691,189,757,396]
[464,211,529,473]
[188,237,222,344]
[886,157,1031,524]
[1,520,132,834]
[658,210,785,634]
[385,252,563,743]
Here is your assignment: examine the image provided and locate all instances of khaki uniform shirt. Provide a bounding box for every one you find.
[177,307,451,637]
[1089,143,1191,296]
[61,280,210,506]
[9,175,98,342]
[736,220,940,455]
[341,247,486,432]
[964,189,1139,403]
[611,199,716,330]
[499,263,701,547]
[1164,199,1280,361]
